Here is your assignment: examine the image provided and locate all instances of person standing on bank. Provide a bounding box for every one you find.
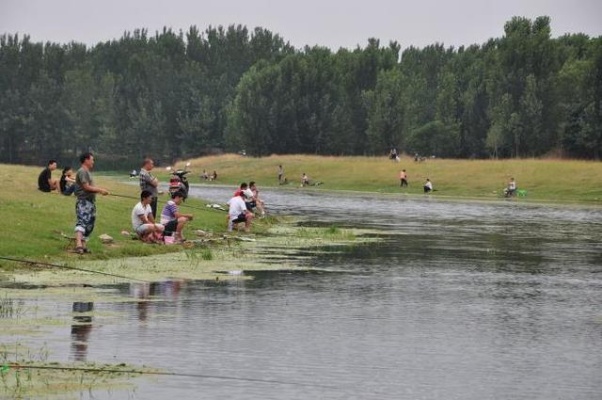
[74,152,109,254]
[139,157,159,219]
[399,169,408,187]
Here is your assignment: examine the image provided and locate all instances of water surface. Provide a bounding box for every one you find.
[3,186,602,399]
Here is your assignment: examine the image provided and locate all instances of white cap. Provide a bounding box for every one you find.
[243,189,254,199]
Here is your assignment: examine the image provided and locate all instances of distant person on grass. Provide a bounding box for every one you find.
[160,191,193,242]
[423,178,433,193]
[74,152,109,254]
[301,173,310,187]
[38,159,59,192]
[132,190,164,243]
[399,169,408,187]
[278,165,284,183]
[504,177,517,197]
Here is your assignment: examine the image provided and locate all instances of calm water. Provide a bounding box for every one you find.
[4,186,602,399]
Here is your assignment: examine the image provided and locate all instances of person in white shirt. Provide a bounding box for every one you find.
[227,185,254,232]
[132,190,164,243]
[504,177,517,197]
[423,178,433,193]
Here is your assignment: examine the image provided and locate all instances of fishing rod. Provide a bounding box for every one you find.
[0,363,335,389]
[109,193,226,212]
[0,256,149,283]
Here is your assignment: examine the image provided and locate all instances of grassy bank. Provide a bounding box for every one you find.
[0,163,256,262]
[175,154,602,204]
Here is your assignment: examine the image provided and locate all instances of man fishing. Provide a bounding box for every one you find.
[74,152,109,254]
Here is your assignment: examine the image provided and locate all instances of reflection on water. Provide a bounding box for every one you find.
[129,280,185,321]
[4,187,602,399]
[70,302,93,362]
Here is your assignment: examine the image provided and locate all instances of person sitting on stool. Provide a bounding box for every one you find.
[423,178,433,193]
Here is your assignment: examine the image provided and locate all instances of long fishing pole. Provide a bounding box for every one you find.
[109,193,226,212]
[0,363,335,389]
[0,256,149,283]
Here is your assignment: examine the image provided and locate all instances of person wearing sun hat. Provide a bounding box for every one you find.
[227,183,254,232]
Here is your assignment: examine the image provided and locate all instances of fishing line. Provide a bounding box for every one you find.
[0,256,149,283]
[1,363,335,388]
[110,193,226,212]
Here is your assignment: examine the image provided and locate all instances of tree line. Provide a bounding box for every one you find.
[1,16,601,168]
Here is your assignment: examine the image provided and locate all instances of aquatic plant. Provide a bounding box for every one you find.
[0,297,23,319]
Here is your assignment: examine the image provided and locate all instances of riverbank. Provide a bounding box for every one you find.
[173,154,602,205]
[0,163,277,263]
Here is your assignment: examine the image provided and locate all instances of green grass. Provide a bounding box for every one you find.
[175,154,602,204]
[0,163,271,263]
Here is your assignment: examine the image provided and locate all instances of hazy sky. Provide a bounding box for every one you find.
[2,0,601,50]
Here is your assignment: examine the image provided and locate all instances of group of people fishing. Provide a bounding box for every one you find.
[37,155,268,252]
[135,158,266,243]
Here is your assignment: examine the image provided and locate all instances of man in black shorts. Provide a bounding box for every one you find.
[38,159,59,192]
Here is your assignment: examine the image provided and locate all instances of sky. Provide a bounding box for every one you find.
[1,0,601,50]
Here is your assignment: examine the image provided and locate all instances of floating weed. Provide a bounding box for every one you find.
[0,348,155,400]
[295,226,355,240]
[200,248,213,260]
[326,225,340,235]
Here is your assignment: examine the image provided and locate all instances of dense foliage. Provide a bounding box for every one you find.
[1,17,601,166]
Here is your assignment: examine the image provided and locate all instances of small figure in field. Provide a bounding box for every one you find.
[139,157,160,219]
[60,166,76,196]
[74,152,109,254]
[504,177,517,198]
[423,178,433,193]
[38,159,59,192]
[278,165,284,183]
[160,190,193,242]
[210,170,218,181]
[131,190,165,243]
[227,183,254,232]
[301,173,310,187]
[399,169,408,187]
[201,169,209,180]
[389,148,398,161]
[129,169,138,178]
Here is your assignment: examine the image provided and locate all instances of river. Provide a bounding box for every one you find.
[4,185,602,399]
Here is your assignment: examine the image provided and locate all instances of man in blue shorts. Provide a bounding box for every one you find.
[74,152,109,254]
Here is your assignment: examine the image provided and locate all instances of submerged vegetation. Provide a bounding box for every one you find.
[0,345,155,399]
